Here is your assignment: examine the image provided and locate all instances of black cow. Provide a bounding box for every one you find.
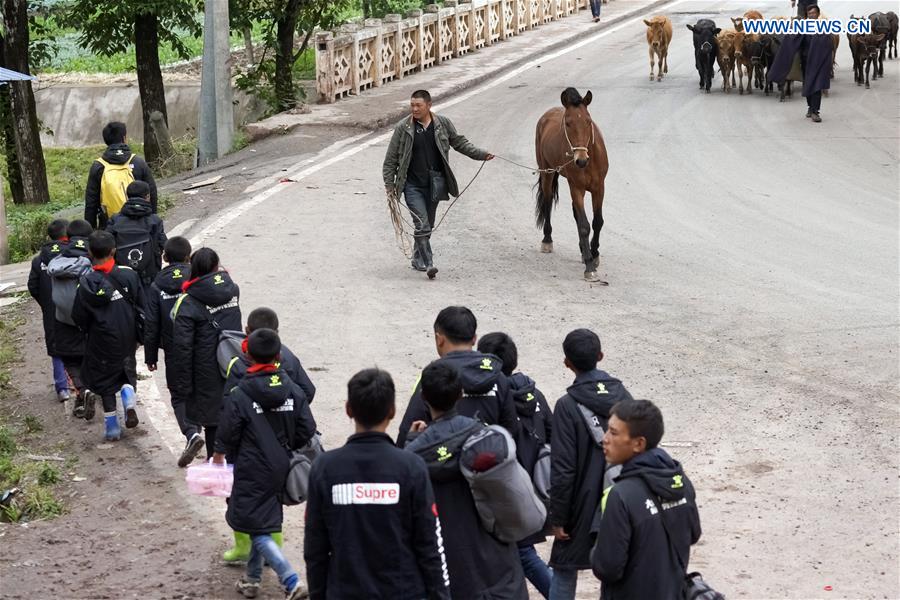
[849,32,886,88]
[869,12,891,78]
[887,11,898,60]
[687,19,721,93]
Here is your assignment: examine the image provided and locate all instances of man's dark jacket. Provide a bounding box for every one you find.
[591,448,702,600]
[550,369,633,569]
[216,368,315,535]
[767,31,833,97]
[396,350,520,447]
[304,431,451,600]
[28,239,67,356]
[406,412,528,600]
[84,143,157,229]
[170,270,241,427]
[71,264,142,395]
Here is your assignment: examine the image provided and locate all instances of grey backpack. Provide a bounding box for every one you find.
[460,425,547,543]
[279,432,325,506]
[532,443,552,503]
[47,255,91,325]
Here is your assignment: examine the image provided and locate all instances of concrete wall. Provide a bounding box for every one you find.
[34,82,267,147]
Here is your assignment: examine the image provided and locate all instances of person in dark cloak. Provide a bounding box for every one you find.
[767,3,833,122]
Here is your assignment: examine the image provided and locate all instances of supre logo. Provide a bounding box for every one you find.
[332,483,400,505]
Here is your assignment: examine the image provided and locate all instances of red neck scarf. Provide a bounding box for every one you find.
[93,258,115,274]
[247,363,278,374]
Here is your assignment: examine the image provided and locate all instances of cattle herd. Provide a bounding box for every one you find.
[642,10,899,97]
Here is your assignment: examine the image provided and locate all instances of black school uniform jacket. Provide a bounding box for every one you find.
[71,264,142,395]
[397,350,520,448]
[143,262,190,366]
[106,196,167,283]
[46,237,91,358]
[508,372,553,546]
[406,413,528,600]
[217,368,315,535]
[84,143,157,229]
[27,239,66,356]
[550,369,633,569]
[591,448,702,600]
[170,270,241,427]
[304,431,451,600]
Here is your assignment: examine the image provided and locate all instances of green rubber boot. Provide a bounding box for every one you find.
[223,531,251,565]
[271,531,284,547]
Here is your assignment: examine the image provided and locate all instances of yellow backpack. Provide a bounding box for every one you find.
[96,154,136,218]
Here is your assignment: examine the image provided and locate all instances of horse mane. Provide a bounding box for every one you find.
[561,87,584,107]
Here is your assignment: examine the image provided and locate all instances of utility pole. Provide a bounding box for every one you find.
[197,0,234,166]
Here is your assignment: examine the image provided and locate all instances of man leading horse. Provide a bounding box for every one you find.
[382,89,494,280]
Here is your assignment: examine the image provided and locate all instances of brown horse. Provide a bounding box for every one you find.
[535,88,610,283]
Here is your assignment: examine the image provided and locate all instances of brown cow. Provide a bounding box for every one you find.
[732,10,763,32]
[644,16,673,81]
[716,30,738,92]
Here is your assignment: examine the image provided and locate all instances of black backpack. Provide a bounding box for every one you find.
[111,217,156,280]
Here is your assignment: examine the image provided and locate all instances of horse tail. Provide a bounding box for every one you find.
[534,171,559,229]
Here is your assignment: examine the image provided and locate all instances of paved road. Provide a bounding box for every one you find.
[158,1,899,597]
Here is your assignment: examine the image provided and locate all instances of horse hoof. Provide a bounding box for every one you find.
[541,243,553,254]
[584,271,609,285]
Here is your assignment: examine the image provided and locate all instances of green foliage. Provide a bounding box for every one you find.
[23,415,43,434]
[361,0,425,18]
[0,426,16,457]
[37,463,59,486]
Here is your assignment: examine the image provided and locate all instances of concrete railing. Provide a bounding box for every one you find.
[315,0,596,103]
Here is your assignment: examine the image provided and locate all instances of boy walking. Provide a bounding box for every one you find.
[46,220,93,417]
[27,218,70,402]
[478,332,553,599]
[591,399,702,599]
[213,329,316,600]
[71,231,143,441]
[406,361,528,600]
[107,180,167,289]
[144,236,200,464]
[396,306,519,447]
[549,329,633,600]
[304,368,450,600]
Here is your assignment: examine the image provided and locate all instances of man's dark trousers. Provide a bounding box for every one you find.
[404,182,437,269]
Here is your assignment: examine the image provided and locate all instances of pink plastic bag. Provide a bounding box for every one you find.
[185,461,234,497]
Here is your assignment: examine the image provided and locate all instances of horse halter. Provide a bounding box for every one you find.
[562,115,595,158]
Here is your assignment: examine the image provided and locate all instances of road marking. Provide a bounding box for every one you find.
[147,0,688,461]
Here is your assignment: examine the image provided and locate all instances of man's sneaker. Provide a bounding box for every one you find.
[104,412,121,441]
[57,389,71,403]
[178,433,205,468]
[121,384,138,428]
[426,266,439,280]
[82,390,99,421]
[811,112,822,123]
[234,577,260,599]
[284,580,309,600]
[73,392,86,419]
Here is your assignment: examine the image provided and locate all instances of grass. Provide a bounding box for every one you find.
[2,136,196,263]
[0,308,66,523]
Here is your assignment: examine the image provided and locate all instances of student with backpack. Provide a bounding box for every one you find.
[396,306,519,448]
[144,237,201,466]
[46,220,93,418]
[304,368,451,600]
[107,180,166,288]
[212,329,315,600]
[84,121,158,230]
[71,231,144,441]
[478,332,554,599]
[591,399,703,600]
[27,219,70,402]
[170,248,241,460]
[549,329,633,600]
[215,306,317,565]
[405,361,528,600]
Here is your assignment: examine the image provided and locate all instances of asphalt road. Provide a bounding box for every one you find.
[164,1,899,597]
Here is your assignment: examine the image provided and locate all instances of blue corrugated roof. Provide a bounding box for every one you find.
[0,67,35,82]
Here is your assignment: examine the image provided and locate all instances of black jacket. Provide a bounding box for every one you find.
[170,271,242,427]
[397,350,520,448]
[550,369,633,569]
[508,372,553,546]
[216,343,317,455]
[47,238,92,358]
[143,262,190,366]
[591,448,702,600]
[217,368,315,535]
[28,239,67,356]
[406,413,528,600]
[84,143,157,229]
[304,431,451,600]
[106,196,167,283]
[71,264,143,395]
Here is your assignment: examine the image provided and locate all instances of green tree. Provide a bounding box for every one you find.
[63,0,201,168]
[360,0,423,19]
